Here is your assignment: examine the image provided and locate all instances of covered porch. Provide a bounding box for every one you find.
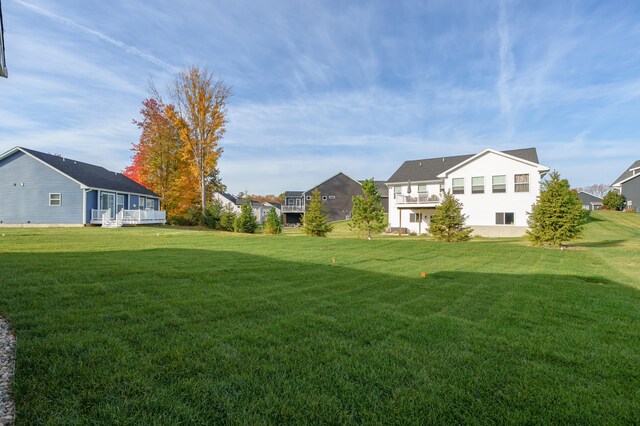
[396,206,437,235]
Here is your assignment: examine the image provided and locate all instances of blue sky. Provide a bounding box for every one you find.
[1,0,639,194]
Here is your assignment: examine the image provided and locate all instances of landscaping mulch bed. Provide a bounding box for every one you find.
[0,316,15,425]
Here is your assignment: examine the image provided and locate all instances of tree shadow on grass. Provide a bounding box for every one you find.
[0,249,639,425]
[573,239,627,248]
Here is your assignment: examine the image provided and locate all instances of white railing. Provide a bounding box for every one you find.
[282,205,304,212]
[101,208,111,227]
[92,208,166,225]
[92,209,108,221]
[122,209,166,223]
[396,194,442,205]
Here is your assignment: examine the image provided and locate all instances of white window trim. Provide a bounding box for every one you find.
[49,193,62,206]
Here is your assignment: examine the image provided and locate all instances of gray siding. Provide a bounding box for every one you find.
[307,173,364,222]
[621,176,640,211]
[0,151,83,224]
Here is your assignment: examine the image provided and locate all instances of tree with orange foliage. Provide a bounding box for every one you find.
[169,66,232,216]
[128,96,199,218]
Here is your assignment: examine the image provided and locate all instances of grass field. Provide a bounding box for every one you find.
[0,211,639,424]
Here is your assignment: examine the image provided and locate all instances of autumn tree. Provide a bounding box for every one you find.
[302,189,333,237]
[428,192,473,242]
[127,96,199,218]
[349,178,386,239]
[169,66,232,217]
[527,171,587,246]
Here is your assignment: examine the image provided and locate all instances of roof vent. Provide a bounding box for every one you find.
[442,158,445,162]
[419,162,422,166]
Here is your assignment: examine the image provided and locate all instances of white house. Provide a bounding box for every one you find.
[212,192,281,224]
[386,148,549,237]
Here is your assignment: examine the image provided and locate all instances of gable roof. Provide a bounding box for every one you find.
[577,191,603,204]
[216,192,238,205]
[387,147,542,183]
[304,172,362,194]
[2,147,158,197]
[284,190,303,198]
[611,160,640,186]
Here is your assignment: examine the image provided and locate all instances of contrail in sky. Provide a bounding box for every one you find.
[12,0,179,73]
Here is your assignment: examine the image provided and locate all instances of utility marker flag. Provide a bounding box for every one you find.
[0,0,7,78]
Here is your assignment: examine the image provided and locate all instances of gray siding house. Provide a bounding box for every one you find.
[282,172,380,225]
[576,191,603,211]
[0,147,165,226]
[611,160,640,212]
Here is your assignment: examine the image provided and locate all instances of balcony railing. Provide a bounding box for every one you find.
[282,205,304,213]
[396,194,442,205]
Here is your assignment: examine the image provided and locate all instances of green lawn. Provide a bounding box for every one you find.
[0,211,639,424]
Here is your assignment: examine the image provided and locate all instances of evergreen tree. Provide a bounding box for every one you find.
[527,171,587,246]
[602,190,625,211]
[264,207,283,235]
[234,199,258,233]
[218,205,237,231]
[428,192,473,242]
[302,189,333,237]
[349,178,386,239]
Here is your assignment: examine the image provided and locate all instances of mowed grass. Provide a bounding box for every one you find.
[0,211,639,424]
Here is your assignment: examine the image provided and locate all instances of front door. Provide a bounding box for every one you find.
[101,193,116,219]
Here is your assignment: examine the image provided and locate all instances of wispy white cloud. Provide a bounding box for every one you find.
[496,0,515,121]
[11,0,179,73]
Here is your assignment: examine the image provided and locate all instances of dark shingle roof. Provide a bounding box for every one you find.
[284,191,303,197]
[387,148,540,183]
[219,192,238,204]
[577,191,603,204]
[21,147,158,196]
[612,160,640,186]
[357,180,389,197]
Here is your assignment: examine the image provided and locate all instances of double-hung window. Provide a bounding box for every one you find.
[49,193,61,206]
[394,186,402,199]
[492,175,506,193]
[471,177,484,194]
[417,184,427,193]
[409,213,421,222]
[452,178,464,194]
[515,174,529,192]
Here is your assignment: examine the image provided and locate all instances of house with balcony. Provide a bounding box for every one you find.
[0,146,165,227]
[282,172,374,225]
[386,148,549,237]
[611,160,640,212]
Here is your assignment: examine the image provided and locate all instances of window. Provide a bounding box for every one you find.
[49,193,61,206]
[515,174,529,192]
[306,195,311,200]
[492,175,506,193]
[495,212,515,225]
[322,196,327,200]
[417,184,427,193]
[394,186,402,199]
[452,178,464,194]
[139,197,146,210]
[410,213,421,222]
[328,195,336,200]
[147,199,155,209]
[471,177,484,194]
[116,194,125,212]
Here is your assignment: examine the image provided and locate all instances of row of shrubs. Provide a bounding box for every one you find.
[168,199,283,234]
